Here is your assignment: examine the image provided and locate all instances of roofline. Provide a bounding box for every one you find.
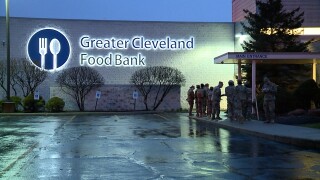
[214,52,320,64]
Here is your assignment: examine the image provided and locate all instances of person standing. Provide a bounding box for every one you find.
[245,82,253,120]
[196,84,205,117]
[225,80,235,121]
[234,80,246,123]
[187,85,195,116]
[203,83,209,116]
[212,81,224,120]
[207,86,214,118]
[195,85,201,117]
[262,77,277,123]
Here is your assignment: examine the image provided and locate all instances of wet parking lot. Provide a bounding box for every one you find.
[0,113,319,179]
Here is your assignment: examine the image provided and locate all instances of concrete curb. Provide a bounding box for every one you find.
[191,116,320,149]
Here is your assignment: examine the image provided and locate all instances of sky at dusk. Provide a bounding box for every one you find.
[0,0,232,22]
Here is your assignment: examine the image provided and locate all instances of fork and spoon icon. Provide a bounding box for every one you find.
[39,38,61,70]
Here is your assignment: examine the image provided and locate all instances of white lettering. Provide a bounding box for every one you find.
[114,53,146,66]
[80,53,112,66]
[130,36,194,50]
[79,36,130,50]
[80,36,90,48]
[79,36,195,51]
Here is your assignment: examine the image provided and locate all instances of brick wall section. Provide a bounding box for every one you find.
[281,0,320,27]
[232,0,320,26]
[50,85,181,111]
[232,0,256,22]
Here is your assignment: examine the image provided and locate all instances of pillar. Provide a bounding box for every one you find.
[313,59,317,81]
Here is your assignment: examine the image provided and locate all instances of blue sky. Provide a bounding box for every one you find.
[0,0,232,22]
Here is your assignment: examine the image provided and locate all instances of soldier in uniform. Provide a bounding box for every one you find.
[196,84,205,117]
[262,77,277,123]
[187,85,195,116]
[234,80,246,123]
[194,85,200,117]
[207,86,214,118]
[212,81,224,120]
[203,83,209,116]
[225,80,235,121]
[245,82,252,120]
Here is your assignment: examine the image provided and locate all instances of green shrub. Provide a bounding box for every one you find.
[45,97,65,112]
[10,96,22,112]
[23,94,45,113]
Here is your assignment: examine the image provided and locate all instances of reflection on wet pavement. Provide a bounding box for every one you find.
[0,114,319,179]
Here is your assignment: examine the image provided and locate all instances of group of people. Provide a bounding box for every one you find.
[186,82,226,120]
[187,77,277,123]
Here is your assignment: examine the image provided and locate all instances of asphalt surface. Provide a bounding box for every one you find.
[0,113,319,179]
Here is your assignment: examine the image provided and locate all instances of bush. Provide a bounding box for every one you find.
[23,94,45,113]
[275,87,295,114]
[293,79,319,109]
[256,86,295,116]
[45,97,65,112]
[10,96,22,112]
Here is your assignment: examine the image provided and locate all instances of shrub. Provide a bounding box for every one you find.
[23,94,45,113]
[45,97,65,112]
[10,96,22,112]
[293,79,319,110]
[255,86,295,117]
[275,87,295,114]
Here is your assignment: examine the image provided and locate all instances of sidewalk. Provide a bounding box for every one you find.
[191,115,320,149]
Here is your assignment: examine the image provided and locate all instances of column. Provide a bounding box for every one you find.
[313,59,317,81]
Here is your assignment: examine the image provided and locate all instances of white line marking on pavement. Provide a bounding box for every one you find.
[0,143,38,177]
[153,114,170,120]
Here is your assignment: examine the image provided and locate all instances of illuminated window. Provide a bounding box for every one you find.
[261,27,320,35]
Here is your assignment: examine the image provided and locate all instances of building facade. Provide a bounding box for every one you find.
[0,18,235,111]
[233,0,320,79]
[0,0,319,111]
[233,0,320,49]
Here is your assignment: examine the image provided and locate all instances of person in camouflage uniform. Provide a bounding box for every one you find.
[262,77,277,123]
[196,84,205,117]
[234,80,246,123]
[225,80,235,121]
[203,83,209,116]
[194,85,200,117]
[245,82,252,120]
[207,86,214,118]
[187,85,195,116]
[211,81,224,120]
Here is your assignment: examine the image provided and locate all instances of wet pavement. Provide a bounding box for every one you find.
[0,113,320,179]
[193,115,320,149]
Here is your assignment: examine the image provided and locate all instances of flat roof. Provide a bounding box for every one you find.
[214,52,320,64]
